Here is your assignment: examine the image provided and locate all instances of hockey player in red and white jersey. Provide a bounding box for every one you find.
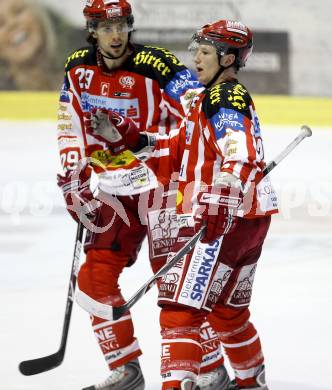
[90,20,279,390]
[57,1,229,389]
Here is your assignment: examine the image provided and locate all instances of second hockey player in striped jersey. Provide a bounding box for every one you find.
[89,19,278,390]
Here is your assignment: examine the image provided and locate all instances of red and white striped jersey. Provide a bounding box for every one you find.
[147,80,278,218]
[57,44,200,195]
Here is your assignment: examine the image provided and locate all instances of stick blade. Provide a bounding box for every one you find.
[19,351,64,376]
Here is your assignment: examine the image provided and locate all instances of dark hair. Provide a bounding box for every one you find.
[226,47,241,71]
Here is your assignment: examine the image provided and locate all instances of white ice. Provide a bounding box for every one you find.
[0,121,331,390]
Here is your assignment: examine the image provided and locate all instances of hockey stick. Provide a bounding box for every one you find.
[107,125,312,321]
[19,220,84,376]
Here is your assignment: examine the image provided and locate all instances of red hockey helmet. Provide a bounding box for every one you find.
[190,20,253,68]
[84,0,134,29]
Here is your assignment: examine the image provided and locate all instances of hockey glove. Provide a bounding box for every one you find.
[57,163,100,223]
[84,108,140,154]
[196,182,243,243]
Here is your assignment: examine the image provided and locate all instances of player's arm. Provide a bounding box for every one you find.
[202,84,264,191]
[162,65,202,120]
[86,108,183,183]
[57,70,86,173]
[145,47,202,123]
[57,55,97,222]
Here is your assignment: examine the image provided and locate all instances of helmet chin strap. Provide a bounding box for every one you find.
[100,47,127,60]
[99,33,132,60]
[205,55,234,88]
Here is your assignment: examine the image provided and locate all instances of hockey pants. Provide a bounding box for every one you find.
[159,216,271,389]
[78,249,224,372]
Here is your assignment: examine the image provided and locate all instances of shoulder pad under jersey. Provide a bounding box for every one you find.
[64,46,97,72]
[202,81,252,120]
[127,44,190,88]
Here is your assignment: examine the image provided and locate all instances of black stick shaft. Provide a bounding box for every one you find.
[18,221,84,376]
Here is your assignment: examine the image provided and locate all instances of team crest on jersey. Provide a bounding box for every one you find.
[119,75,135,89]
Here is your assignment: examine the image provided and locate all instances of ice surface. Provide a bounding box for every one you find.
[0,121,331,389]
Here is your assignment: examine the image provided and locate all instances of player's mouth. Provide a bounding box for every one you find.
[110,43,123,50]
[196,66,204,75]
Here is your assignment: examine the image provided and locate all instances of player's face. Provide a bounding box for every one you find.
[193,44,220,85]
[0,0,44,64]
[94,19,129,58]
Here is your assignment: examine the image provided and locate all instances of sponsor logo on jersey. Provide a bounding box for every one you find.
[199,192,242,208]
[144,46,184,66]
[149,208,178,257]
[165,69,201,102]
[57,123,72,131]
[126,105,138,117]
[94,324,120,352]
[161,344,171,358]
[65,49,89,68]
[177,239,221,308]
[228,264,257,307]
[119,75,135,89]
[211,107,245,139]
[90,149,136,170]
[57,112,72,121]
[133,49,183,77]
[204,263,232,309]
[190,240,220,302]
[81,92,140,118]
[58,103,68,112]
[159,270,181,299]
[158,252,186,300]
[128,166,151,189]
[58,137,79,149]
[59,86,70,103]
[200,322,220,355]
[250,106,262,137]
[209,84,222,105]
[185,120,194,144]
[113,91,131,97]
[227,83,248,110]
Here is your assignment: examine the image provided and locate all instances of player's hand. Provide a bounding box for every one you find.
[84,108,140,154]
[196,183,243,243]
[57,163,100,223]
